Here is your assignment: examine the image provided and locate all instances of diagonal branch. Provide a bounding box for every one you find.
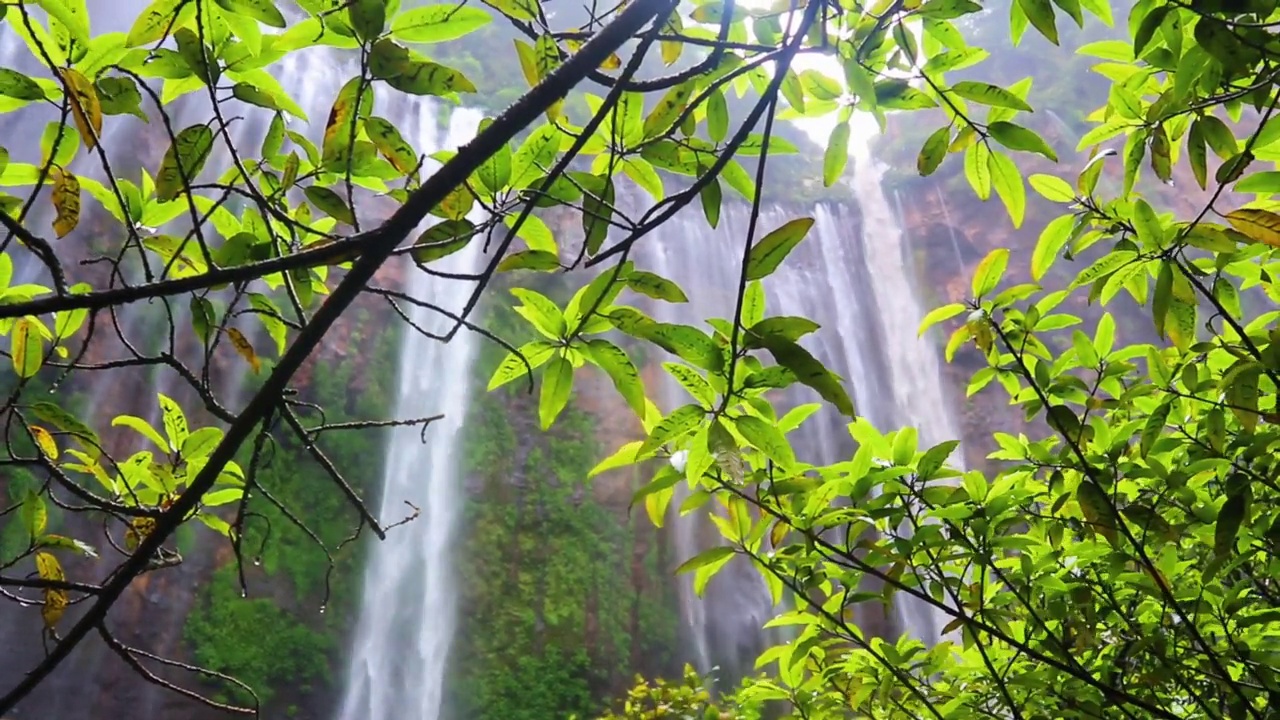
[0,0,673,710]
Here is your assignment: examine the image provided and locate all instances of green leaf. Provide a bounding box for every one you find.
[918,303,966,336]
[1165,297,1196,350]
[482,0,538,22]
[36,534,97,558]
[385,61,475,96]
[1235,171,1280,194]
[1069,251,1135,290]
[641,404,705,454]
[347,0,387,40]
[11,318,43,379]
[509,125,559,190]
[706,90,729,143]
[0,69,47,101]
[155,125,214,202]
[112,415,169,452]
[180,427,223,462]
[511,288,566,339]
[390,5,491,42]
[488,341,556,391]
[581,176,614,256]
[700,178,722,229]
[1076,481,1115,543]
[745,218,814,281]
[538,354,573,430]
[1029,174,1074,202]
[127,0,187,47]
[733,415,796,470]
[497,250,559,272]
[304,185,357,225]
[675,545,735,576]
[1017,0,1058,43]
[751,335,854,417]
[590,440,645,478]
[625,271,687,303]
[1215,493,1247,559]
[823,122,850,187]
[951,81,1033,111]
[1121,130,1146,197]
[20,489,47,540]
[412,219,476,264]
[1139,399,1171,458]
[989,121,1057,162]
[875,80,937,109]
[989,151,1026,228]
[642,80,695,140]
[964,142,991,200]
[157,393,188,451]
[585,340,646,418]
[31,403,99,452]
[971,248,1009,297]
[917,126,949,176]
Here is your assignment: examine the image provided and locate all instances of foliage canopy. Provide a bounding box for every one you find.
[0,0,1279,717]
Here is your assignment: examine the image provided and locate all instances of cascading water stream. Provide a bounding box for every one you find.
[630,129,965,676]
[1,7,484,718]
[335,106,485,720]
[848,138,962,644]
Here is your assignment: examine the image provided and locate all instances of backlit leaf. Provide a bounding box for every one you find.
[745,218,815,281]
[951,81,1033,111]
[50,168,81,238]
[156,125,214,202]
[824,122,850,186]
[11,318,43,378]
[585,340,645,418]
[391,4,491,42]
[226,327,261,373]
[1226,208,1280,248]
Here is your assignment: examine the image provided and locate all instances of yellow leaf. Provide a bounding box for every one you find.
[31,425,58,460]
[661,40,682,66]
[50,167,81,238]
[1164,297,1197,351]
[42,588,68,628]
[513,39,538,88]
[35,552,63,582]
[11,317,43,378]
[60,68,102,151]
[1226,208,1280,247]
[125,517,156,552]
[226,327,261,373]
[34,550,68,627]
[1076,482,1117,546]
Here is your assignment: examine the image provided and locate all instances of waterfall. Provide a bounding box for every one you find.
[1,7,485,717]
[335,108,485,720]
[849,138,961,644]
[931,185,969,273]
[631,134,963,676]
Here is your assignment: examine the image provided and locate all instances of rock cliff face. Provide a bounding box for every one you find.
[876,97,1246,473]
